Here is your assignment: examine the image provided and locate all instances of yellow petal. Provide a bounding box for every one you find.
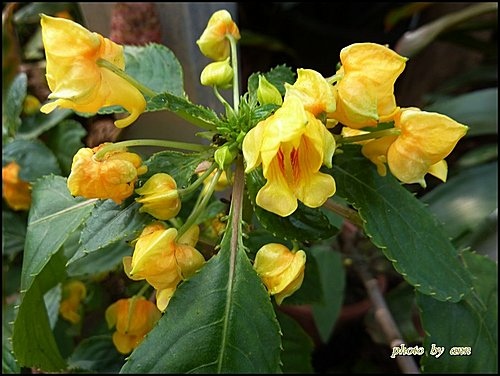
[256,158,298,217]
[388,108,468,184]
[361,136,398,176]
[428,160,448,182]
[284,68,336,116]
[156,287,177,312]
[242,120,265,173]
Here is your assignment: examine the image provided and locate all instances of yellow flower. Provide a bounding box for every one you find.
[105,297,161,354]
[135,173,181,220]
[253,243,306,305]
[2,161,32,211]
[39,14,146,128]
[242,95,336,217]
[362,108,468,186]
[123,222,205,311]
[67,143,147,204]
[284,68,336,118]
[196,9,240,61]
[332,43,408,129]
[59,280,87,325]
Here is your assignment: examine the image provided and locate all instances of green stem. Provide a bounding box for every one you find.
[176,168,223,241]
[134,283,151,298]
[97,59,158,98]
[227,34,240,114]
[94,139,209,159]
[213,86,235,118]
[323,199,364,228]
[178,162,217,197]
[339,128,401,145]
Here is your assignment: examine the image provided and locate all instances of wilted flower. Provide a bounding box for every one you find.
[196,9,240,61]
[67,143,147,204]
[361,108,468,186]
[332,43,408,129]
[136,173,181,220]
[105,297,161,354]
[242,95,336,217]
[39,14,146,128]
[2,161,32,211]
[59,280,87,325]
[253,243,306,305]
[123,222,205,311]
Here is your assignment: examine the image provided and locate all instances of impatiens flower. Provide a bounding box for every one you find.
[105,297,161,354]
[59,280,87,325]
[123,222,205,311]
[2,161,32,211]
[361,108,468,186]
[332,43,408,129]
[242,95,336,217]
[39,14,146,128]
[253,243,306,305]
[284,68,336,117]
[196,9,240,61]
[135,173,181,220]
[67,143,147,204]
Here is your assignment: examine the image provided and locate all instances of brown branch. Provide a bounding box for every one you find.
[341,222,421,374]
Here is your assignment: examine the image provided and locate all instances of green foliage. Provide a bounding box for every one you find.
[417,251,498,373]
[330,145,473,302]
[3,3,497,374]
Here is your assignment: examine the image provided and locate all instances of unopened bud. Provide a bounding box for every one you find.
[257,75,282,106]
[200,58,233,89]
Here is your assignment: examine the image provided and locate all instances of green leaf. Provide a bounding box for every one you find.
[246,168,339,242]
[42,119,87,176]
[456,143,497,169]
[121,184,281,372]
[2,72,26,140]
[3,302,20,374]
[2,209,27,259]
[330,145,472,302]
[417,251,497,373]
[67,335,124,373]
[276,310,315,373]
[425,88,498,136]
[68,201,150,264]
[421,162,498,245]
[146,92,220,129]
[2,138,61,180]
[17,108,74,140]
[311,246,345,343]
[12,251,67,371]
[124,44,184,96]
[20,176,95,293]
[141,150,208,189]
[67,241,131,277]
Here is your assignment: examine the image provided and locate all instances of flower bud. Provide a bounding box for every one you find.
[253,243,306,305]
[105,297,161,354]
[59,280,87,325]
[135,173,181,220]
[196,10,240,61]
[2,161,32,211]
[214,145,236,170]
[257,75,282,106]
[200,58,234,88]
